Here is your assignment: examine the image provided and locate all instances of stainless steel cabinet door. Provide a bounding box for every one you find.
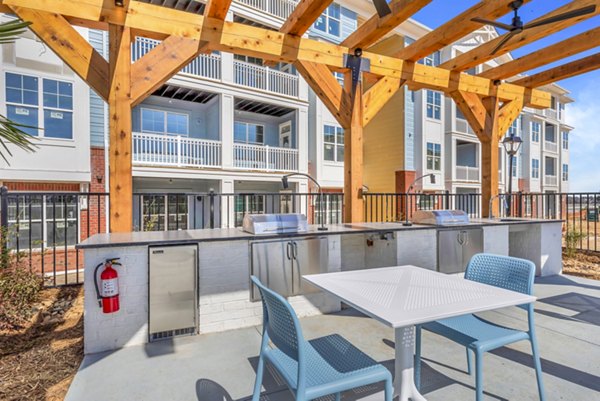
[149,245,197,335]
[438,230,463,274]
[291,237,328,295]
[461,228,483,271]
[251,240,292,300]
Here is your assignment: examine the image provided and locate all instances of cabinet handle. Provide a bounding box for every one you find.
[292,242,298,260]
[286,242,292,260]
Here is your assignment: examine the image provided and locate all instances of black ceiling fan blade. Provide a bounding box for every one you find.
[471,17,515,32]
[372,0,392,18]
[490,31,516,55]
[523,5,597,30]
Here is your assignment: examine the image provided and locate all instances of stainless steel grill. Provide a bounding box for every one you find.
[242,213,308,234]
[412,210,470,226]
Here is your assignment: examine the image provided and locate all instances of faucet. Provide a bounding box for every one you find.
[488,194,508,219]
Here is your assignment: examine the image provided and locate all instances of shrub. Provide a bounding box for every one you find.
[0,255,43,330]
[565,230,587,258]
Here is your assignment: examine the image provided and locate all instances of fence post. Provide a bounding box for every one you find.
[0,186,9,269]
[209,190,215,229]
[444,190,450,210]
[518,192,523,217]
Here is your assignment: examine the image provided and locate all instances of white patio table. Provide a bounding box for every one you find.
[303,265,536,401]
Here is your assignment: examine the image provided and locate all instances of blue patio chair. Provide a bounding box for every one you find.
[414,254,545,401]
[251,276,393,401]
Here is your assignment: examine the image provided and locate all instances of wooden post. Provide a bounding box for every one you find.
[108,25,133,232]
[481,96,501,218]
[343,74,364,223]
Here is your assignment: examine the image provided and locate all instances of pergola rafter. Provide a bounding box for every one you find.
[2,0,599,230]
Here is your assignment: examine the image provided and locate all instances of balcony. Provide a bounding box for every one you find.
[544,140,558,153]
[235,0,299,19]
[544,175,558,187]
[233,60,299,97]
[455,166,480,182]
[545,109,558,120]
[233,143,298,172]
[132,132,222,168]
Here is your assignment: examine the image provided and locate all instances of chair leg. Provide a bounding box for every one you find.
[252,354,265,401]
[414,325,422,390]
[530,337,546,401]
[384,377,393,401]
[335,392,341,401]
[475,351,484,401]
[466,348,472,375]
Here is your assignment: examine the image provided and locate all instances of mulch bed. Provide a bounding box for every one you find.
[562,249,600,281]
[0,286,84,401]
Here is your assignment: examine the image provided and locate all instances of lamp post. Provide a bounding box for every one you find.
[502,134,523,217]
[403,173,436,226]
[282,172,327,231]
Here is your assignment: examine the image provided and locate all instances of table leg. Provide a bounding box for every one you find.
[394,326,426,401]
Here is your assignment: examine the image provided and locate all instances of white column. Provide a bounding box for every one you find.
[298,74,309,101]
[298,180,308,216]
[298,107,309,174]
[220,12,235,85]
[220,178,235,228]
[221,94,234,169]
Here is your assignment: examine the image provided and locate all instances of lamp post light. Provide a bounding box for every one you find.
[282,172,328,231]
[502,133,523,217]
[403,173,436,226]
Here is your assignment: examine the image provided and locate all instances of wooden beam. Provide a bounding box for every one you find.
[480,26,600,81]
[497,99,524,139]
[204,0,233,19]
[295,60,352,127]
[395,0,531,61]
[1,0,551,108]
[280,0,333,36]
[450,90,487,137]
[441,0,600,72]
[343,74,364,223]
[341,0,432,50]
[362,76,404,126]
[108,24,133,233]
[513,52,600,88]
[366,34,404,55]
[130,36,201,106]
[10,6,110,101]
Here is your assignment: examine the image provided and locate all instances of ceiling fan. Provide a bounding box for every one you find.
[372,0,392,18]
[472,0,597,55]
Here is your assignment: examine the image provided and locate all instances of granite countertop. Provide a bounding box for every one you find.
[76,218,563,249]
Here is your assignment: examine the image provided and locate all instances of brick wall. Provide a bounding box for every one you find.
[80,147,108,241]
[3,182,80,192]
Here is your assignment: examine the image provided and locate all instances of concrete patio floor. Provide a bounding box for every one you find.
[65,274,600,401]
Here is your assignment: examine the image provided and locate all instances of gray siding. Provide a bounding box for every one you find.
[89,30,107,148]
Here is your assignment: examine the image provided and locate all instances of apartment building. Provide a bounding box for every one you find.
[0,0,574,239]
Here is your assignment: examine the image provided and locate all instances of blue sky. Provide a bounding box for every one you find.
[411,1,600,192]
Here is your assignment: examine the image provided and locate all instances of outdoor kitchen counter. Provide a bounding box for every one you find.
[76,218,562,249]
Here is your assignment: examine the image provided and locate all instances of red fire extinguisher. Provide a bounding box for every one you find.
[94,258,122,314]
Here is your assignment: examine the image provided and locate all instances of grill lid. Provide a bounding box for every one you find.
[412,210,470,226]
[242,213,308,234]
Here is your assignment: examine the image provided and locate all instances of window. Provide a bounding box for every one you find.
[235,194,266,226]
[141,108,189,136]
[531,159,540,179]
[455,105,465,120]
[426,142,441,171]
[234,121,264,144]
[559,103,565,119]
[5,73,74,139]
[323,125,344,162]
[550,96,557,110]
[562,131,569,150]
[562,164,569,181]
[511,156,518,178]
[7,194,78,249]
[531,121,541,142]
[314,4,341,37]
[420,52,441,67]
[508,117,519,137]
[141,195,188,231]
[426,91,441,120]
[333,71,344,85]
[234,54,263,66]
[314,193,343,225]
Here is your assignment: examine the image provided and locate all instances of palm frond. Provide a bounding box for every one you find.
[0,115,38,164]
[0,19,31,44]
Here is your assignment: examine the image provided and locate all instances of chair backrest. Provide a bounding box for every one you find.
[465,254,535,296]
[251,276,304,362]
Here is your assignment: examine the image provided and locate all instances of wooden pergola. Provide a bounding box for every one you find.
[1,0,598,232]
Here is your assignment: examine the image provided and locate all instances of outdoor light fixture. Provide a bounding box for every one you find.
[403,173,436,226]
[502,133,523,216]
[282,172,327,231]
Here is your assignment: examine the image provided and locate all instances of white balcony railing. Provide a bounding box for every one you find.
[133,132,222,168]
[545,109,557,120]
[233,143,298,171]
[132,38,221,80]
[455,166,480,182]
[544,175,558,187]
[544,140,558,153]
[234,60,299,97]
[235,0,299,19]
